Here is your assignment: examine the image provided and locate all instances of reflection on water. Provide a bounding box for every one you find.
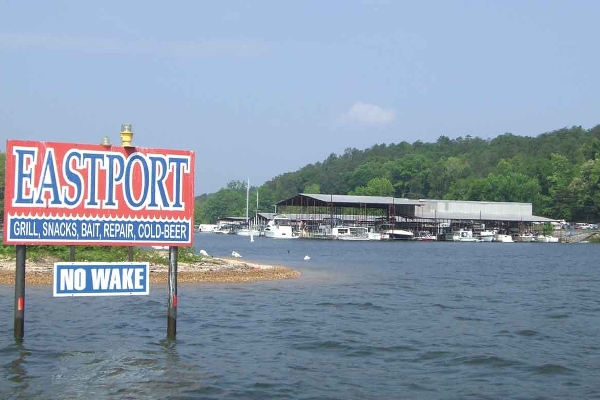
[7,344,29,383]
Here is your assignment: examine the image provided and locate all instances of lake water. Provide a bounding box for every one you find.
[1,234,600,399]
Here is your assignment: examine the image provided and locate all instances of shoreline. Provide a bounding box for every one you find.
[0,257,301,285]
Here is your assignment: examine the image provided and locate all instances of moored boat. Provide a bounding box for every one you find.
[517,233,535,242]
[413,231,437,241]
[368,230,389,240]
[236,227,260,237]
[264,214,298,239]
[383,228,414,240]
[494,233,514,243]
[452,229,479,242]
[535,234,559,243]
[331,226,370,241]
[477,230,495,242]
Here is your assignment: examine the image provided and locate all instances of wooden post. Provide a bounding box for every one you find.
[167,246,178,339]
[14,245,26,341]
[128,246,133,262]
[69,245,75,261]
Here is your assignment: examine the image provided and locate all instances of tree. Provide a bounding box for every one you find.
[303,183,320,194]
[350,177,394,197]
[543,153,575,219]
[427,156,472,198]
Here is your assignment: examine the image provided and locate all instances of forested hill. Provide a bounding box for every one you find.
[195,125,600,224]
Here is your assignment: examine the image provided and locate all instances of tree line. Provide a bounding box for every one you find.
[195,125,600,223]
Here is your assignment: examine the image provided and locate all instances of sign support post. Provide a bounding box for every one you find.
[14,245,26,341]
[167,246,178,339]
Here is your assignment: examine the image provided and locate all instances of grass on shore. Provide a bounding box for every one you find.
[0,244,205,265]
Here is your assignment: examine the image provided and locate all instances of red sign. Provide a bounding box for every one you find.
[3,140,195,246]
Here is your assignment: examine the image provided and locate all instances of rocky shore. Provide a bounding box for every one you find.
[0,256,301,285]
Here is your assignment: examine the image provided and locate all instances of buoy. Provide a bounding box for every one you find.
[303,255,311,261]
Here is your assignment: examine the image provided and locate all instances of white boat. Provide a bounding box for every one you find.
[412,231,437,241]
[477,230,495,242]
[494,233,514,243]
[368,230,389,240]
[535,235,559,243]
[236,227,260,237]
[264,214,298,239]
[331,226,370,241]
[383,229,414,240]
[213,225,232,234]
[451,229,479,242]
[371,222,413,240]
[196,224,217,233]
[517,233,535,242]
[236,179,260,239]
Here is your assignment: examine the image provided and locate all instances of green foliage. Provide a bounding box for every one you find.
[191,124,600,222]
[350,177,394,196]
[542,223,554,236]
[0,244,204,265]
[303,183,321,194]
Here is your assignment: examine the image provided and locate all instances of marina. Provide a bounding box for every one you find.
[209,193,593,243]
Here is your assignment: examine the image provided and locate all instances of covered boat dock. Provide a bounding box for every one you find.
[270,193,558,240]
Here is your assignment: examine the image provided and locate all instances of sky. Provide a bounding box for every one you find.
[1,1,598,195]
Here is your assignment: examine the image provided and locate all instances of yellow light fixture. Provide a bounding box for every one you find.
[120,124,134,147]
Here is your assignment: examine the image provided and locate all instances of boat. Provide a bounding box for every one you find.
[196,224,217,233]
[535,234,559,243]
[236,226,260,237]
[373,222,413,240]
[494,232,514,243]
[213,225,233,234]
[517,233,535,242]
[477,230,495,242]
[263,214,298,239]
[451,229,479,242]
[412,231,437,241]
[382,229,414,240]
[236,179,260,238]
[367,229,389,240]
[331,226,370,241]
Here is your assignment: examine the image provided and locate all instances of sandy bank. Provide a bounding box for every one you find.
[0,256,301,285]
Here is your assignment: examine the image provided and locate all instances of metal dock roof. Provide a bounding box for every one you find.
[276,193,423,208]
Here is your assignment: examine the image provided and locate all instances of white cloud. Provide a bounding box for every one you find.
[339,102,396,126]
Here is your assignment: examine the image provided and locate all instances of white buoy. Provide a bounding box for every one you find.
[232,251,242,258]
[303,255,311,261]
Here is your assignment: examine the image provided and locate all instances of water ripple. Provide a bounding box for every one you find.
[315,301,385,311]
[530,363,575,375]
[1,237,600,399]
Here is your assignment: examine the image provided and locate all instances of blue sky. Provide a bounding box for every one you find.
[1,1,598,195]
